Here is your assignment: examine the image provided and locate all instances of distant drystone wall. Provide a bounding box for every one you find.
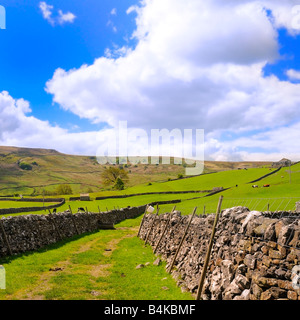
[0,205,146,257]
[139,207,300,300]
[0,198,65,215]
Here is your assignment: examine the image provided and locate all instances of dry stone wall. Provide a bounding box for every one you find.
[0,205,146,257]
[0,198,65,215]
[139,207,300,300]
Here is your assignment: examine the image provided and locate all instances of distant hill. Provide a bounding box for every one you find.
[0,146,271,196]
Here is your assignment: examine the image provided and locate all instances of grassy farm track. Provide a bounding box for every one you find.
[0,217,193,300]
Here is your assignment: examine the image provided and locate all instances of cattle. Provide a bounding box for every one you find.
[78,207,85,212]
[52,208,57,213]
[263,184,270,187]
[252,185,258,188]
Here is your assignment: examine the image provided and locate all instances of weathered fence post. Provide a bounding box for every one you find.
[195,195,223,300]
[86,211,92,232]
[0,219,12,256]
[48,210,62,240]
[144,206,160,245]
[69,205,80,235]
[98,206,101,213]
[167,207,197,273]
[137,205,149,238]
[153,206,176,254]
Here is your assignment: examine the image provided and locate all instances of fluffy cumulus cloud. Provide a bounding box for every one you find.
[0,91,108,155]
[2,0,300,161]
[44,0,300,160]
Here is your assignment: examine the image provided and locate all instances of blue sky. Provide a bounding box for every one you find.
[0,0,138,131]
[1,0,300,161]
[264,28,300,81]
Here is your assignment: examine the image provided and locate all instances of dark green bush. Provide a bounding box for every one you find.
[19,162,32,170]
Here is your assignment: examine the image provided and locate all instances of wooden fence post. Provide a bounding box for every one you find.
[98,206,101,213]
[195,195,223,300]
[144,206,160,245]
[69,205,80,235]
[153,206,176,254]
[86,211,92,232]
[137,205,149,238]
[0,219,12,256]
[167,207,197,273]
[48,210,62,240]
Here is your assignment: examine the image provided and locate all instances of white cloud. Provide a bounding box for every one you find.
[107,20,117,33]
[39,1,54,25]
[46,0,300,128]
[39,2,76,26]
[0,91,105,155]
[286,69,300,80]
[15,0,300,161]
[111,8,117,16]
[57,10,76,25]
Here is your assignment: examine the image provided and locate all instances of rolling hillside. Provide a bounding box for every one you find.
[0,146,271,196]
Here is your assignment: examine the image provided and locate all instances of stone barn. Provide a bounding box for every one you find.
[80,193,90,201]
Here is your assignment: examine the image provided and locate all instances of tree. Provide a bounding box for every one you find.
[101,167,129,188]
[55,184,73,195]
[19,161,32,170]
[114,177,125,190]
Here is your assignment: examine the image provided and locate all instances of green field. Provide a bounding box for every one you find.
[0,200,61,209]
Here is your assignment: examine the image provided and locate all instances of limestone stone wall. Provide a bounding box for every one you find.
[0,205,146,257]
[139,207,300,300]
